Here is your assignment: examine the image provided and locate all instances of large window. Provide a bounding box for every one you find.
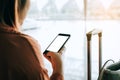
[22,0,120,80]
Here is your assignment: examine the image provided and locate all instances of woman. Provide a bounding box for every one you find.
[0,0,64,80]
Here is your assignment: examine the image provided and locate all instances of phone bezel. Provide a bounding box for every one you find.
[43,33,70,54]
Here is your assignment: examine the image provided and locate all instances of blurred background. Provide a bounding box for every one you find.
[21,0,120,80]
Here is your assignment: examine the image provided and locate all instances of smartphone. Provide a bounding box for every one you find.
[43,33,71,54]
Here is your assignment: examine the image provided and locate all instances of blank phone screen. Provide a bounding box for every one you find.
[47,36,68,52]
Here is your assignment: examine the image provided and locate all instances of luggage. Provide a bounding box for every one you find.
[98,60,120,80]
[86,29,120,80]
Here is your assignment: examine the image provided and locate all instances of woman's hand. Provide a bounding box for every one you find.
[44,47,66,74]
[44,52,63,74]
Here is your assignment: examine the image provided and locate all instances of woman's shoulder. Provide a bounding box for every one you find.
[19,33,40,46]
[20,33,36,41]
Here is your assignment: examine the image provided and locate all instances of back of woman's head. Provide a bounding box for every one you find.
[0,0,30,29]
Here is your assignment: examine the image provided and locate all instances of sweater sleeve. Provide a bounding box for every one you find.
[21,34,50,80]
[22,34,64,80]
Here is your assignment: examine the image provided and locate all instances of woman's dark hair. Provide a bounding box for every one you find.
[0,0,30,28]
[0,0,16,27]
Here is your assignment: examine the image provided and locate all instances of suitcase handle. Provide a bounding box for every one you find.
[86,29,102,80]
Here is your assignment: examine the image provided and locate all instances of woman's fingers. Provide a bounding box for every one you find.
[44,51,63,74]
[44,54,51,62]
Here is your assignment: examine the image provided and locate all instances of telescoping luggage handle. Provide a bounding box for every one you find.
[86,29,102,80]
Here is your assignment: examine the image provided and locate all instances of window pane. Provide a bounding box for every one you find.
[86,0,120,80]
[22,0,86,80]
